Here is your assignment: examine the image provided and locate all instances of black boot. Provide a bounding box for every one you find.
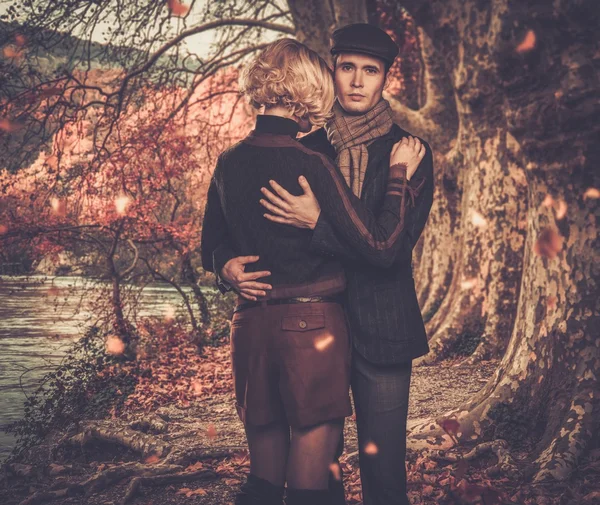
[286,487,330,505]
[235,474,285,505]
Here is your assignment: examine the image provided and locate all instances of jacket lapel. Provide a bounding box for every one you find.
[361,125,403,199]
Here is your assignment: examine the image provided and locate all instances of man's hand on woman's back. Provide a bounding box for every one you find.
[220,256,272,301]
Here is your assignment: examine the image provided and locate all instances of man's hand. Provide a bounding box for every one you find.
[260,176,321,230]
[220,256,272,301]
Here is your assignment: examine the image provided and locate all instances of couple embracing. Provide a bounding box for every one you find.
[201,23,433,505]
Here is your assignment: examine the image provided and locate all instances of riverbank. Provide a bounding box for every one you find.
[0,274,224,461]
[1,322,596,505]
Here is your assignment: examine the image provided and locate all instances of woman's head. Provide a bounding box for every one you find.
[239,38,334,127]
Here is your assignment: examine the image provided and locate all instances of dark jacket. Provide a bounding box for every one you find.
[300,125,433,363]
[201,115,417,300]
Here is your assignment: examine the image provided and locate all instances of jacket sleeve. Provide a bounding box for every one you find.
[306,142,433,268]
[200,162,233,273]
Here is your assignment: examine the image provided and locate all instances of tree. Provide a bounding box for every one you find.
[381,0,598,484]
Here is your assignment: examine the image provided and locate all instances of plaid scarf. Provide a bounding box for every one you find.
[325,99,394,198]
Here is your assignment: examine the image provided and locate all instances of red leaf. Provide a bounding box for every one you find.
[167,0,190,17]
[516,30,536,53]
[533,228,563,259]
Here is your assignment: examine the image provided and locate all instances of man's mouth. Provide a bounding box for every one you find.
[348,93,365,101]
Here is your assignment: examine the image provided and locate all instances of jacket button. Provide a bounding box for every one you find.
[298,320,307,329]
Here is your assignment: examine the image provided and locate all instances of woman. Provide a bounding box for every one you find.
[201,38,424,505]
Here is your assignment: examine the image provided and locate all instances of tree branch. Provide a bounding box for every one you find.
[386,27,457,144]
[112,17,294,111]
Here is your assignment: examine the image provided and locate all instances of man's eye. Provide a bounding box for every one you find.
[366,69,377,75]
[342,65,352,71]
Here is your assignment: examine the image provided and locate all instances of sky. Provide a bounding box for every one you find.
[0,0,290,59]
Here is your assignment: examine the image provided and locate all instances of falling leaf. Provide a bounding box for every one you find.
[167,0,190,17]
[50,197,66,217]
[516,30,536,53]
[0,118,23,132]
[14,34,26,46]
[2,45,23,59]
[546,296,558,310]
[0,224,7,235]
[46,286,60,297]
[363,442,378,455]
[554,199,567,220]
[533,227,563,259]
[439,418,461,436]
[144,453,160,464]
[541,194,554,207]
[106,335,125,355]
[115,194,131,215]
[45,155,58,170]
[471,210,488,229]
[206,424,218,439]
[329,462,342,481]
[583,187,600,200]
[164,305,176,321]
[191,380,203,396]
[461,278,477,290]
[315,334,334,351]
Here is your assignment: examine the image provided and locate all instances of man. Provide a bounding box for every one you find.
[212,24,433,505]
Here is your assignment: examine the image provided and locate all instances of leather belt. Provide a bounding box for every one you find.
[233,294,343,314]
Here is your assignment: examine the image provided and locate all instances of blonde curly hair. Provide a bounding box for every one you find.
[239,38,334,127]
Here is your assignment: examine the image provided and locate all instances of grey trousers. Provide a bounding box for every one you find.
[351,351,412,505]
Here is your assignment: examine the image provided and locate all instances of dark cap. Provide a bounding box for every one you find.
[330,23,399,67]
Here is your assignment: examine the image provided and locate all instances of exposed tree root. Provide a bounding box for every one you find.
[533,389,597,483]
[16,417,242,505]
[430,439,521,479]
[59,420,172,459]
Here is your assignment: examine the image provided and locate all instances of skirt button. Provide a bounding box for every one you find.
[298,320,307,329]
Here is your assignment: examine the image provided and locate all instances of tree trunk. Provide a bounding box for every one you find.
[287,0,367,58]
[401,0,600,480]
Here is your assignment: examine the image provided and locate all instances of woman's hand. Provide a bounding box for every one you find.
[389,136,426,181]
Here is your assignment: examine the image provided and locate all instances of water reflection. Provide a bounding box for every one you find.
[0,274,213,461]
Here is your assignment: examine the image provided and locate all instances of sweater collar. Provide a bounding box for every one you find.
[255,114,300,138]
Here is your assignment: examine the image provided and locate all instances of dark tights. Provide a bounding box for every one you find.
[237,420,343,504]
[245,419,343,488]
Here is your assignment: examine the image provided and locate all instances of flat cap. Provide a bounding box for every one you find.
[330,23,399,66]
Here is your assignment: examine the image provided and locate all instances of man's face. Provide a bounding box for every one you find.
[334,52,389,115]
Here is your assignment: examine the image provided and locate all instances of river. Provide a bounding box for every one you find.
[0,274,214,462]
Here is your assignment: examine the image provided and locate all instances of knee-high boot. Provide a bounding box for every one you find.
[286,487,330,505]
[235,474,285,505]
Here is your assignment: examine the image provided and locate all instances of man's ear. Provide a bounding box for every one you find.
[383,71,392,92]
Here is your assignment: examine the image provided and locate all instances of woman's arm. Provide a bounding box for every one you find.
[300,147,424,268]
[310,145,433,265]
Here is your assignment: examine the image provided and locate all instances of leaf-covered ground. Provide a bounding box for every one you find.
[2,322,598,505]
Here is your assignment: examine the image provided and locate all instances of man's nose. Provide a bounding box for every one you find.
[351,71,364,88]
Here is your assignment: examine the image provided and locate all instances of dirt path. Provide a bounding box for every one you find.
[2,354,496,505]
